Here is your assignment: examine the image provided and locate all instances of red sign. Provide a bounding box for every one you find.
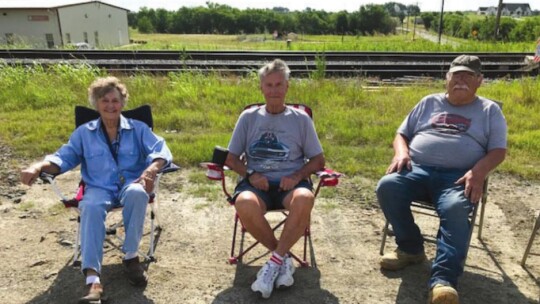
[28,15,49,21]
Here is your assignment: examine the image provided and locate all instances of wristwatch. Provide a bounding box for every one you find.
[245,168,256,179]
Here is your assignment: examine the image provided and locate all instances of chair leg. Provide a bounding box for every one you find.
[521,214,540,267]
[477,200,487,240]
[463,204,479,266]
[380,220,390,256]
[147,209,156,262]
[229,213,240,264]
[72,215,81,267]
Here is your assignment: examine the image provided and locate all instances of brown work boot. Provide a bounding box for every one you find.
[123,257,148,287]
[380,248,426,271]
[78,283,104,304]
[428,284,459,304]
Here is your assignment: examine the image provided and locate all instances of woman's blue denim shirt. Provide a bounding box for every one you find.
[45,115,172,194]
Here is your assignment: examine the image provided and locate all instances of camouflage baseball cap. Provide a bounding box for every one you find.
[449,55,481,74]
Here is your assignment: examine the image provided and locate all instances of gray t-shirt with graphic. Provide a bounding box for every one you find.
[228,105,323,183]
[397,93,507,170]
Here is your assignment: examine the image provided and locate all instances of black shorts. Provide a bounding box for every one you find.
[232,179,313,210]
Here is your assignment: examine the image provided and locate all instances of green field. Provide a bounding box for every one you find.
[1,64,539,180]
[123,30,537,52]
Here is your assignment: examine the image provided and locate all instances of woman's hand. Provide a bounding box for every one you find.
[139,168,158,193]
[20,165,41,186]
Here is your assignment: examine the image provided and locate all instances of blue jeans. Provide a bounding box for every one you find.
[78,183,149,274]
[376,164,473,288]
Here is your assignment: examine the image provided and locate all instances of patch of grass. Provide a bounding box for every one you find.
[17,201,36,212]
[124,32,536,52]
[1,66,539,183]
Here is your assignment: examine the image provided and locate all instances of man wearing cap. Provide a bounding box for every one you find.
[376,55,507,304]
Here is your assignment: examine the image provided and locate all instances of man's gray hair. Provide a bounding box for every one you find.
[87,76,129,108]
[258,59,291,81]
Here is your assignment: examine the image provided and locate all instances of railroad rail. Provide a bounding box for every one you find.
[0,49,537,79]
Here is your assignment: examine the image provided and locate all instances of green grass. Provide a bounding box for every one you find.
[1,64,539,181]
[123,31,537,52]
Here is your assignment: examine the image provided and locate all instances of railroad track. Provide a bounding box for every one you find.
[0,49,537,79]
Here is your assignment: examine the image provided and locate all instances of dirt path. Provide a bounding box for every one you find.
[0,155,539,303]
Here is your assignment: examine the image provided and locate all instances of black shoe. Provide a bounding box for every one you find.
[123,257,148,287]
[78,283,104,304]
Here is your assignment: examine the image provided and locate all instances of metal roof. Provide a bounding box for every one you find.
[0,1,128,12]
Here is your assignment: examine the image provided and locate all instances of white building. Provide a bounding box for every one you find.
[477,3,532,17]
[0,0,129,48]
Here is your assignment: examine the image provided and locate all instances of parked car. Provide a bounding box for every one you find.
[66,42,93,50]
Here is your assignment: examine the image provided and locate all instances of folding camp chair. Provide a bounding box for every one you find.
[40,104,179,266]
[379,177,490,264]
[521,211,540,267]
[200,103,341,267]
[380,100,503,261]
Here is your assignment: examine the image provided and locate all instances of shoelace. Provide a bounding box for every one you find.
[261,263,279,283]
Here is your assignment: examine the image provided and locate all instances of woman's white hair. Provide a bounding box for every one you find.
[87,76,129,108]
[258,59,290,81]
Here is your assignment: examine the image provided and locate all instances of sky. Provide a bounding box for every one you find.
[109,0,540,13]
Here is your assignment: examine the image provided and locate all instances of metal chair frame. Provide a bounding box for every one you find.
[521,211,540,267]
[379,177,490,263]
[40,105,179,266]
[201,103,341,267]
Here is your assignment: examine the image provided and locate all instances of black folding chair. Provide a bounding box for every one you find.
[41,104,179,266]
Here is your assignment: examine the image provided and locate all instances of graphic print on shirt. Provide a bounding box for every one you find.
[430,113,471,134]
[248,131,290,169]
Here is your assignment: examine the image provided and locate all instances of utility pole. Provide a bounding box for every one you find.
[494,0,503,40]
[438,0,444,44]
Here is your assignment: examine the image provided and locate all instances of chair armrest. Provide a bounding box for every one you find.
[39,172,59,184]
[315,168,342,187]
[159,162,181,175]
[200,162,226,180]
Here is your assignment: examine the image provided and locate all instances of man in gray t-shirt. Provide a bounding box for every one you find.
[226,59,325,299]
[376,55,507,304]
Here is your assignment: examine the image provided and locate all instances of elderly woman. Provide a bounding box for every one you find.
[20,76,172,304]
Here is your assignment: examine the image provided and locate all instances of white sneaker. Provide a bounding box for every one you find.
[275,256,295,288]
[251,262,280,298]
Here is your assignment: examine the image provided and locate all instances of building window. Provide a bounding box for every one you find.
[94,31,99,46]
[83,32,88,43]
[45,33,54,48]
[65,33,71,44]
[5,33,14,45]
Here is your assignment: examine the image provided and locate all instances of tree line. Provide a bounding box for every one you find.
[128,2,422,36]
[420,12,540,42]
[128,2,539,42]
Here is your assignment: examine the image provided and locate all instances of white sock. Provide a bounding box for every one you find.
[269,251,284,266]
[124,251,138,260]
[86,275,100,285]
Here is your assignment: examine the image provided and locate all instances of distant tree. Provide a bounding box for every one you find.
[137,16,154,33]
[127,12,137,27]
[407,5,420,16]
[384,2,407,16]
[335,11,349,35]
[421,12,435,30]
[272,7,289,13]
[358,4,396,35]
[155,9,170,33]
